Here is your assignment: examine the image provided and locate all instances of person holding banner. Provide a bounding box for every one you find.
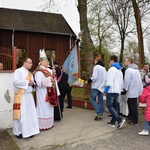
[54,62,66,119]
[12,57,39,139]
[61,67,72,109]
[85,55,107,121]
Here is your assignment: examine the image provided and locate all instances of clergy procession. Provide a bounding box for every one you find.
[12,49,150,140]
[12,49,63,139]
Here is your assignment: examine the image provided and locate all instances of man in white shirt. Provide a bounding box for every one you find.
[86,56,107,121]
[104,55,125,129]
[124,57,143,125]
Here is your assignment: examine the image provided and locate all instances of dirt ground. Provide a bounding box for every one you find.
[0,109,147,150]
[0,129,20,150]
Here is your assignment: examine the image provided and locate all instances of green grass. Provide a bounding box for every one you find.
[71,86,91,101]
[0,130,20,150]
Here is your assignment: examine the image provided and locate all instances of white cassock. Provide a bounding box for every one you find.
[34,66,54,130]
[13,66,40,138]
[119,94,129,116]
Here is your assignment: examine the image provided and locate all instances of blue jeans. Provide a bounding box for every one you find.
[143,120,150,131]
[90,89,104,115]
[106,93,122,124]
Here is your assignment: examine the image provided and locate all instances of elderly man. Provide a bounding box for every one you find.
[34,49,59,130]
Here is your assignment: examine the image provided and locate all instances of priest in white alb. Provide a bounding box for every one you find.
[13,57,40,139]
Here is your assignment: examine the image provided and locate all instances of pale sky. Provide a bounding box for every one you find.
[0,0,80,35]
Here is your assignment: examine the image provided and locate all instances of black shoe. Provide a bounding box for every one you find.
[107,122,116,127]
[66,106,72,109]
[54,118,61,121]
[126,118,132,124]
[16,134,22,139]
[94,115,103,121]
[29,135,34,138]
[130,122,138,125]
[117,119,126,129]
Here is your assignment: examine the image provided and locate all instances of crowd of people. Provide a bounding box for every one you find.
[11,50,150,139]
[86,55,150,134]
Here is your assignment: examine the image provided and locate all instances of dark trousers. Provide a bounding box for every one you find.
[127,98,138,124]
[65,89,72,107]
[54,106,61,121]
[59,89,66,113]
[54,89,65,121]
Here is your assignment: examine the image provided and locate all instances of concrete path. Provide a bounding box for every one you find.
[8,104,150,150]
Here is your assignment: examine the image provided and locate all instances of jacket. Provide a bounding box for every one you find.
[104,62,123,94]
[124,63,143,98]
[139,84,150,122]
[87,60,107,89]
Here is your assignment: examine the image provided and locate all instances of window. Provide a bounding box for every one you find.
[45,50,56,65]
[17,48,26,68]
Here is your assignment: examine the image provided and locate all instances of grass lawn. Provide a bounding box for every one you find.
[71,86,91,101]
[0,130,20,150]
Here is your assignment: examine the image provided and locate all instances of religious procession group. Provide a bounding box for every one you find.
[12,49,72,139]
[12,48,150,139]
[85,55,150,136]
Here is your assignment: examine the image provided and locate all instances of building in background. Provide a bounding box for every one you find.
[0,8,77,71]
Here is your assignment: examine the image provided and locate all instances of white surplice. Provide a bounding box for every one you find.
[34,66,54,130]
[13,66,40,138]
[119,94,129,116]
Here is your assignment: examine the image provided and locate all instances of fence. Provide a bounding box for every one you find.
[0,47,17,72]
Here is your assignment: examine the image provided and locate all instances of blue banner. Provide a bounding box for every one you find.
[62,44,78,85]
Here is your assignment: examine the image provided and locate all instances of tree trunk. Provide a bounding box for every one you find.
[132,0,145,67]
[77,0,94,79]
[119,37,125,64]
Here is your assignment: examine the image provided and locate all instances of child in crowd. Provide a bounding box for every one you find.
[138,72,150,136]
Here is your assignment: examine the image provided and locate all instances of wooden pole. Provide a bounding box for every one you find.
[12,46,17,71]
[137,4,142,68]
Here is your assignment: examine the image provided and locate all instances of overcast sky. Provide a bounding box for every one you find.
[0,0,80,35]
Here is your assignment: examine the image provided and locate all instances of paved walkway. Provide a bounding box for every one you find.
[7,105,150,150]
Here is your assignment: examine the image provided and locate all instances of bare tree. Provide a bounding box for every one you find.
[88,1,113,53]
[124,40,139,64]
[145,35,150,63]
[38,0,57,12]
[107,0,134,63]
[132,0,144,67]
[131,0,150,67]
